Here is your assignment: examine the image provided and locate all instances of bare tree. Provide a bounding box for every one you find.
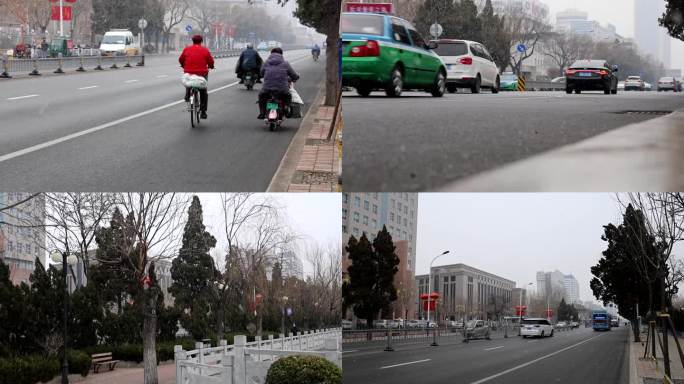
[543,32,595,77]
[304,242,342,327]
[503,7,552,75]
[43,193,116,279]
[160,0,189,53]
[102,193,187,384]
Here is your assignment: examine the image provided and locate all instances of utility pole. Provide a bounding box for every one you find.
[59,0,64,36]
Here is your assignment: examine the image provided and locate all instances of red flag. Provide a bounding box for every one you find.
[51,6,72,21]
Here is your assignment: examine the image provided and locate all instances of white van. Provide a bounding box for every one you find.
[100,29,139,56]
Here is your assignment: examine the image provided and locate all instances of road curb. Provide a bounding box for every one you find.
[630,329,640,384]
[267,84,326,192]
[439,110,684,191]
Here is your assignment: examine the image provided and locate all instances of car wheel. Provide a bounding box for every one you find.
[522,335,527,338]
[356,85,372,97]
[574,89,581,94]
[492,76,500,94]
[550,330,554,337]
[471,75,481,94]
[386,66,403,97]
[611,88,617,94]
[604,88,610,95]
[541,331,545,337]
[447,84,457,94]
[431,70,446,97]
[565,87,572,94]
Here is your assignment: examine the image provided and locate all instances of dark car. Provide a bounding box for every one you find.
[565,59,619,95]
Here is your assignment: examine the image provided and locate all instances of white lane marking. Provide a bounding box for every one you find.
[0,81,240,164]
[125,79,140,83]
[484,346,504,351]
[342,350,359,353]
[8,94,39,101]
[0,52,311,163]
[156,75,169,78]
[78,86,99,90]
[469,333,607,384]
[380,359,431,370]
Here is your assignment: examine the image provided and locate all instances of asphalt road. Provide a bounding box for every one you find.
[343,326,629,384]
[0,50,323,191]
[342,89,684,191]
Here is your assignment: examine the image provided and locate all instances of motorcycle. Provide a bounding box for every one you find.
[265,95,290,132]
[244,71,257,90]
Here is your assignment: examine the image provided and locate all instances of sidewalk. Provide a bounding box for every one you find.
[268,90,343,192]
[631,330,684,384]
[49,363,176,384]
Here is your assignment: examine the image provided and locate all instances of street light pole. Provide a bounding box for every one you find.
[59,0,64,37]
[427,250,450,324]
[51,250,75,384]
[281,296,288,336]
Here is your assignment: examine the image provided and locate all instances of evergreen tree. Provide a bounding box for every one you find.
[343,226,400,329]
[453,0,482,41]
[660,1,684,41]
[170,196,218,339]
[478,0,510,71]
[414,0,459,39]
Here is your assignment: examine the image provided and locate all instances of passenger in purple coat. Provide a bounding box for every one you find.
[258,48,300,119]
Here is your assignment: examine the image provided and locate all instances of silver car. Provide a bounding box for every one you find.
[463,320,491,342]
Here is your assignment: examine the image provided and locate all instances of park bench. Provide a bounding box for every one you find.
[91,352,119,373]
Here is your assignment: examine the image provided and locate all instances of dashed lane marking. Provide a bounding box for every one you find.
[7,94,39,100]
[484,346,504,351]
[78,86,99,90]
[380,359,431,370]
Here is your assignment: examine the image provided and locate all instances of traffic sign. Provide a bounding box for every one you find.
[185,25,193,33]
[517,43,526,53]
[430,23,443,39]
[138,18,148,30]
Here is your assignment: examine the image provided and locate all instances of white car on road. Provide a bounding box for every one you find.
[521,318,554,338]
[431,39,500,94]
[624,75,645,91]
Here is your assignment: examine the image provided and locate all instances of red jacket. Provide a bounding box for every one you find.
[179,44,214,76]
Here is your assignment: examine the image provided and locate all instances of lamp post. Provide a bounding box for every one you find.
[518,282,533,336]
[281,296,289,336]
[426,250,450,324]
[50,250,77,384]
[427,251,449,347]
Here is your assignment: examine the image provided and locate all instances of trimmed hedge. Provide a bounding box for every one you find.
[265,355,342,384]
[67,350,92,377]
[0,351,92,384]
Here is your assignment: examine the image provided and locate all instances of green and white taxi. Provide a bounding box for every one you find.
[341,12,447,97]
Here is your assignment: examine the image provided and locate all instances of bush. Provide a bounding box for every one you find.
[265,355,341,384]
[0,355,60,384]
[67,350,92,377]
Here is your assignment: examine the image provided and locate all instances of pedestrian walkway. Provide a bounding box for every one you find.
[631,330,684,384]
[287,103,342,192]
[63,363,176,384]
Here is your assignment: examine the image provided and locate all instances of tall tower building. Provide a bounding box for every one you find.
[0,193,46,286]
[563,274,580,304]
[634,0,671,67]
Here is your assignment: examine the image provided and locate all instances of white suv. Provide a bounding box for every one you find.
[431,39,500,94]
[624,75,645,91]
[520,318,554,338]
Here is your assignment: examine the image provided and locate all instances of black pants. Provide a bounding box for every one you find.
[258,90,291,116]
[185,74,208,112]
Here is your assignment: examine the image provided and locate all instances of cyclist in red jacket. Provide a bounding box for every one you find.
[179,35,215,119]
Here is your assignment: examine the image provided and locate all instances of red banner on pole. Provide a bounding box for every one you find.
[345,2,393,14]
[514,305,527,316]
[51,6,72,21]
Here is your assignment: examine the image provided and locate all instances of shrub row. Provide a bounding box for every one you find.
[265,355,342,384]
[0,350,91,384]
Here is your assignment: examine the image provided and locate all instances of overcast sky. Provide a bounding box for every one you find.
[542,0,684,69]
[414,194,683,305]
[197,193,341,275]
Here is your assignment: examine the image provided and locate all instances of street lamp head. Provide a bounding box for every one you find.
[50,250,63,263]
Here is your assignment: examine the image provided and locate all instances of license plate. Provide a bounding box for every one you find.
[579,72,592,77]
[267,102,279,110]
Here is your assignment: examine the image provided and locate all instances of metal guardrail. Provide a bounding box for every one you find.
[524,81,566,91]
[0,54,145,78]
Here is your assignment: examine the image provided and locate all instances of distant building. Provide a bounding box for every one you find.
[275,250,304,280]
[156,259,175,307]
[0,193,45,286]
[555,9,618,43]
[634,0,671,67]
[563,274,580,304]
[512,287,529,311]
[416,263,515,321]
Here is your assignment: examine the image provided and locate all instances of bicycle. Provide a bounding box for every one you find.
[187,86,202,128]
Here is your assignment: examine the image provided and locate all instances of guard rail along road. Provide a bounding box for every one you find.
[174,328,341,384]
[0,49,246,78]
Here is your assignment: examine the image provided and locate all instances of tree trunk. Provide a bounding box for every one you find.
[143,288,159,384]
[216,298,225,338]
[632,317,641,342]
[323,4,341,106]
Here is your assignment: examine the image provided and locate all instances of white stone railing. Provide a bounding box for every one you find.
[175,329,341,384]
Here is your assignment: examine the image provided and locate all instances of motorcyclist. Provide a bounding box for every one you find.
[236,42,263,84]
[179,35,214,119]
[311,43,321,59]
[258,47,300,120]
